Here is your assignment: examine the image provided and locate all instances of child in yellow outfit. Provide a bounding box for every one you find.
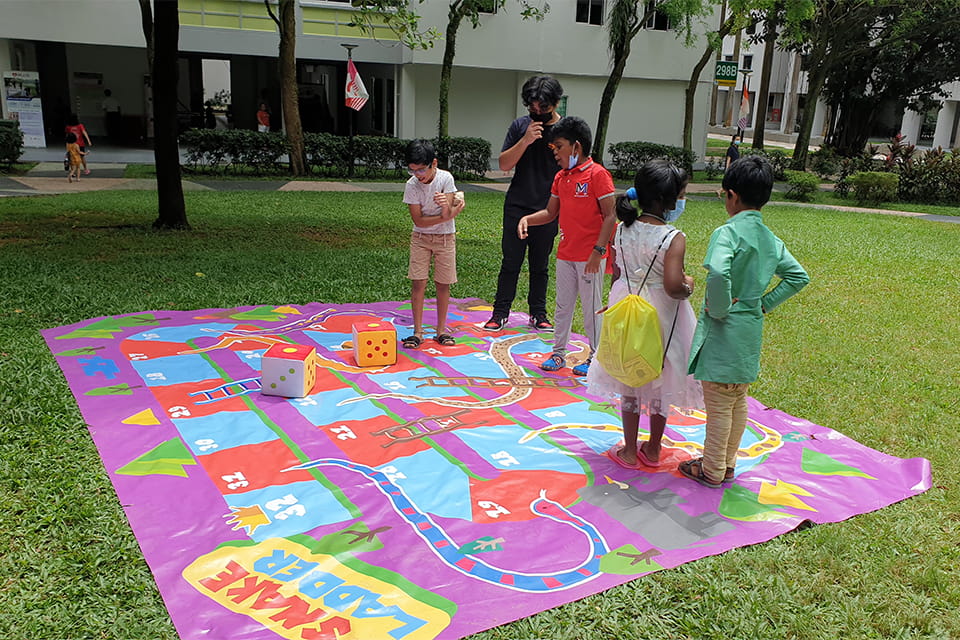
[65,132,86,183]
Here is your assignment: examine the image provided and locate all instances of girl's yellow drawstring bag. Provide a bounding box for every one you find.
[596,293,663,387]
[595,229,678,388]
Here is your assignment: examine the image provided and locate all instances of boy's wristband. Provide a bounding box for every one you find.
[592,245,605,255]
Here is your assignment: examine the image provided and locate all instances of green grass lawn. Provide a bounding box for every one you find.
[0,161,38,175]
[1,190,958,639]
[768,189,960,216]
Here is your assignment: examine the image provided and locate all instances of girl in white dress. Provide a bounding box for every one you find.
[587,160,703,468]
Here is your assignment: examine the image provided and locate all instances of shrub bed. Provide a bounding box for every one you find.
[0,120,24,165]
[607,141,696,177]
[784,170,820,201]
[180,129,493,181]
[849,171,899,205]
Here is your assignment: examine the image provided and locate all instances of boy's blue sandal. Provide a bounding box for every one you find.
[572,359,591,376]
[678,458,723,489]
[539,354,565,372]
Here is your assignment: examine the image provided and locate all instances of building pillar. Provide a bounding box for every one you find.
[811,98,828,140]
[396,65,416,140]
[931,101,957,150]
[899,108,924,145]
[780,53,801,135]
[953,109,960,151]
[0,39,12,119]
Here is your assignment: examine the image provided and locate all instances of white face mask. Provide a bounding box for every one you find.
[566,141,580,169]
[664,198,686,222]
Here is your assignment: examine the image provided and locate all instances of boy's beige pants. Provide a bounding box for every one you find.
[701,381,751,482]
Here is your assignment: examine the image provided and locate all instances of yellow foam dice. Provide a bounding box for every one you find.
[352,321,397,367]
[261,343,318,397]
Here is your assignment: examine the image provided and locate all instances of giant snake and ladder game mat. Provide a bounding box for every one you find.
[42,299,931,640]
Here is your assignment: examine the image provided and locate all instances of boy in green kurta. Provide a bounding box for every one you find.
[681,156,810,488]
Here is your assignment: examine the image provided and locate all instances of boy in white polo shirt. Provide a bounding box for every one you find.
[401,139,466,349]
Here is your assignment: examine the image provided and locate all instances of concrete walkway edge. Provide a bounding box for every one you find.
[2,162,957,224]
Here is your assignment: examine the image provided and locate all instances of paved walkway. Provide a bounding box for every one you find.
[2,159,957,224]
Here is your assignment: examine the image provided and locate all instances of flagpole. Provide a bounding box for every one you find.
[342,43,358,179]
[738,69,752,143]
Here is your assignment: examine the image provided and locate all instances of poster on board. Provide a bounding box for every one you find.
[3,70,46,147]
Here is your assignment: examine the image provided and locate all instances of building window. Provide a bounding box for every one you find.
[644,1,670,31]
[476,0,498,13]
[742,54,753,70]
[576,0,604,25]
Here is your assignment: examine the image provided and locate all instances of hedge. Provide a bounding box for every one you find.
[0,120,24,165]
[741,147,789,181]
[180,129,492,181]
[784,170,819,202]
[607,141,696,178]
[849,171,899,205]
[832,135,960,205]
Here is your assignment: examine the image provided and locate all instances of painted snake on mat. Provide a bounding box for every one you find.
[286,458,610,592]
[338,334,589,409]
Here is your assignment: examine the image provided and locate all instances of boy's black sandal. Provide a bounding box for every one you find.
[401,335,422,349]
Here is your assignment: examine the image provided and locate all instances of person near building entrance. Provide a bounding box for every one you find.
[65,114,92,175]
[483,75,564,332]
[101,89,122,143]
[256,103,270,133]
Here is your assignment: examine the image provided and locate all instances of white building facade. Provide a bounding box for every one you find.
[712,31,829,142]
[900,82,960,150]
[0,0,718,164]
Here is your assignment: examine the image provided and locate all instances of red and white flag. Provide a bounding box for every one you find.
[345,59,369,111]
[737,82,751,130]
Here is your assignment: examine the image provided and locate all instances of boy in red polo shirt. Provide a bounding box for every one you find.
[518,116,617,375]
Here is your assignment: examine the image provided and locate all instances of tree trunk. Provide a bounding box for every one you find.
[437,6,464,142]
[683,16,735,152]
[830,97,875,156]
[278,0,305,176]
[593,46,630,166]
[708,0,727,126]
[790,49,827,170]
[751,12,778,150]
[138,0,154,68]
[151,0,189,230]
[683,45,719,153]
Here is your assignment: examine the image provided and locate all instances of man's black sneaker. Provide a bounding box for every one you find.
[530,314,553,330]
[482,315,508,331]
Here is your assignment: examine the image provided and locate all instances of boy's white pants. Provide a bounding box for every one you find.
[552,258,605,359]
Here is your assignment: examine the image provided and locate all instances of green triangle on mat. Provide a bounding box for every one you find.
[718,484,794,522]
[85,383,139,396]
[57,314,161,340]
[114,438,196,477]
[229,306,290,321]
[802,448,876,479]
[601,543,665,575]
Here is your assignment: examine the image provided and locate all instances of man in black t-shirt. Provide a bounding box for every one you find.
[484,75,564,331]
[725,134,741,170]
